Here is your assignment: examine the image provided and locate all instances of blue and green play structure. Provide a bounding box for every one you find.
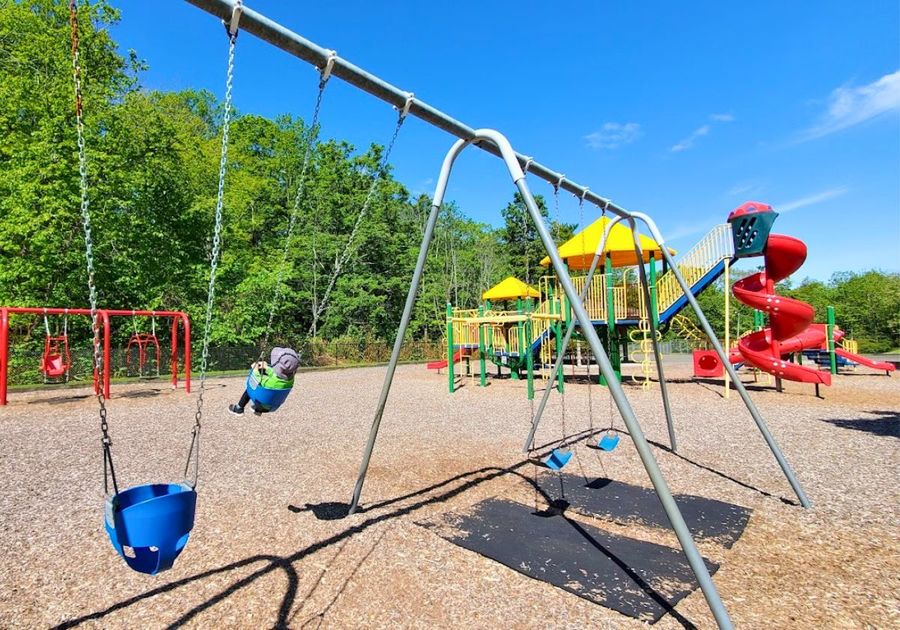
[441,220,735,398]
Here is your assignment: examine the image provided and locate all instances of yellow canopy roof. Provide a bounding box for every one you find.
[482,277,541,301]
[539,216,675,270]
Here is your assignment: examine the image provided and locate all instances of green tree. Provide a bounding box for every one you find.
[0,0,138,313]
[500,192,574,284]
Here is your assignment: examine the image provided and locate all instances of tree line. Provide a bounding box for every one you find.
[682,270,900,353]
[1,1,896,355]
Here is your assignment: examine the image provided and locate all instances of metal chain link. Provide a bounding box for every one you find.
[307,109,410,336]
[183,27,238,487]
[69,0,119,497]
[258,73,332,361]
[598,203,616,435]
[555,184,568,448]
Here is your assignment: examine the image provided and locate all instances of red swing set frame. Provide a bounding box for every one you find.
[0,307,191,405]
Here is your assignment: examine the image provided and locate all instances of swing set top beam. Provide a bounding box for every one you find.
[182,0,658,233]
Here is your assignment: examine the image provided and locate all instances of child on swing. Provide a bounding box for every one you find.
[228,346,300,415]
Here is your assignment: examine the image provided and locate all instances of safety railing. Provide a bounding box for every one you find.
[450,308,480,347]
[656,224,733,315]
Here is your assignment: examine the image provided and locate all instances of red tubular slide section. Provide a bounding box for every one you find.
[427,349,463,370]
[732,234,831,385]
[835,348,895,373]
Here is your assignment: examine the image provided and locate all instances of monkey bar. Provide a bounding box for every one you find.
[0,307,191,405]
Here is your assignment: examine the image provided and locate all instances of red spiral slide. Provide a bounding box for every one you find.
[732,233,832,385]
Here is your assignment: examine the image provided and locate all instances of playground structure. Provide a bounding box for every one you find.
[0,307,192,405]
[442,218,735,397]
[725,203,894,392]
[164,3,823,626]
[40,0,831,625]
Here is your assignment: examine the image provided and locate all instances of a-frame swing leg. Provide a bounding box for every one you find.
[348,130,733,630]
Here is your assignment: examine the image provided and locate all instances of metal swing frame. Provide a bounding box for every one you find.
[182,2,813,626]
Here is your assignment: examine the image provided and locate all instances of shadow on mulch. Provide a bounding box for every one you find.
[117,389,163,399]
[424,497,714,624]
[821,410,899,438]
[56,458,706,629]
[27,394,93,405]
[645,438,800,507]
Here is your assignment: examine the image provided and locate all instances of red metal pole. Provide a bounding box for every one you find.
[0,308,9,406]
[102,310,111,400]
[92,312,100,396]
[170,316,179,389]
[182,313,191,393]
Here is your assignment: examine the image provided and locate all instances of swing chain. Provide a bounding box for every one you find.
[257,53,333,360]
[307,100,411,335]
[596,204,617,437]
[184,20,238,487]
[69,0,118,497]
[319,50,337,88]
[556,184,567,446]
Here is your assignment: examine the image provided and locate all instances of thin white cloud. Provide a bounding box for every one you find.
[664,216,722,241]
[777,186,849,213]
[801,70,900,140]
[670,113,735,153]
[728,183,755,196]
[670,124,710,152]
[411,177,434,195]
[585,122,642,150]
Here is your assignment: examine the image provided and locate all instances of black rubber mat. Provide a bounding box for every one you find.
[536,475,751,547]
[423,498,718,623]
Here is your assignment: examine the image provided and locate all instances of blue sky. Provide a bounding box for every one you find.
[109,1,899,281]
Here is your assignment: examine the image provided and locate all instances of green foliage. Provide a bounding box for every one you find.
[499,192,575,285]
[786,271,900,352]
[680,269,900,353]
[0,2,896,357]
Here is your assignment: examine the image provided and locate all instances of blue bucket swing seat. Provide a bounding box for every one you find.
[246,369,293,413]
[68,0,245,577]
[598,430,620,452]
[542,448,572,470]
[104,483,197,575]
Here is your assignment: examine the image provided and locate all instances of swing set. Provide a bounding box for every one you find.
[0,306,191,406]
[54,1,820,625]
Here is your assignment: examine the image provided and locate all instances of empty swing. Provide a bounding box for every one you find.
[41,312,72,383]
[68,0,240,573]
[582,279,619,454]
[125,313,160,377]
[542,183,572,471]
[595,360,620,452]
